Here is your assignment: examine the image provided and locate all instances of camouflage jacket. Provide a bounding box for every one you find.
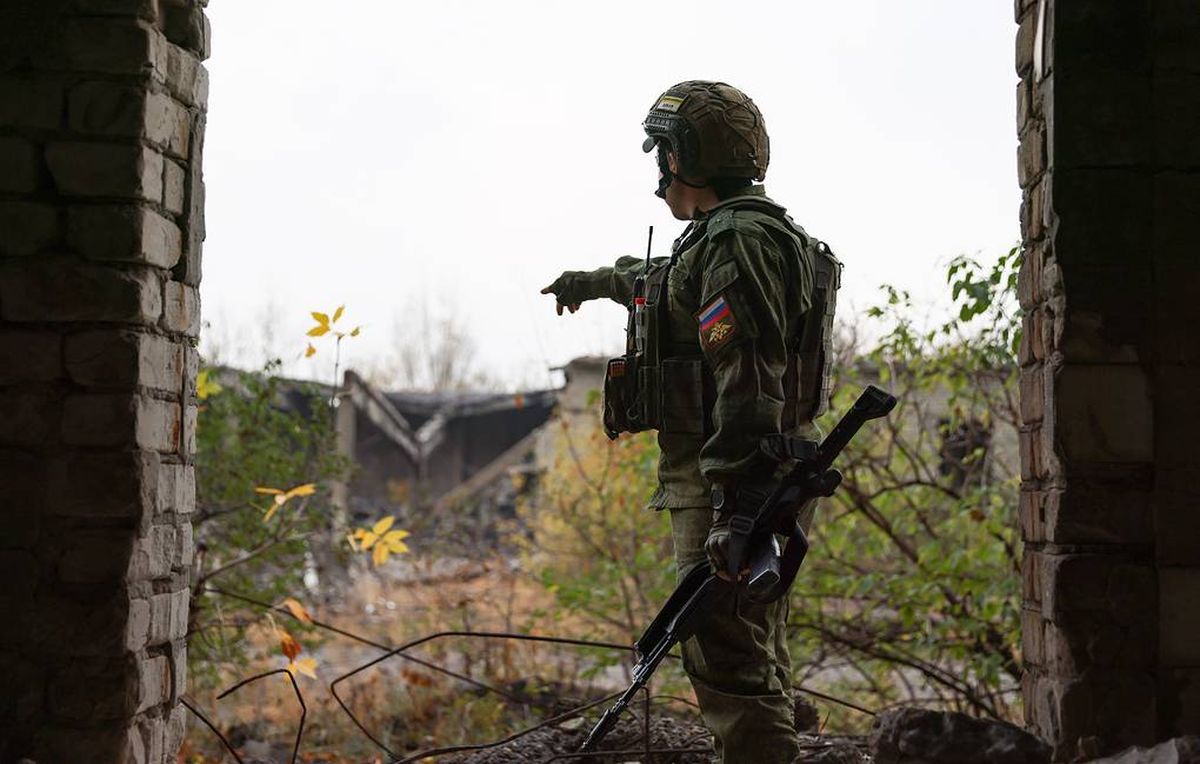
[579,186,820,508]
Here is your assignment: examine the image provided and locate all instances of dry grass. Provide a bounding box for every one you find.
[180,554,648,762]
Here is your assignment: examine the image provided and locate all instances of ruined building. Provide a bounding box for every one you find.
[0,0,1196,760]
[334,369,559,518]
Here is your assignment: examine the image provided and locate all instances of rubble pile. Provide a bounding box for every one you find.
[1081,736,1200,764]
[446,697,870,763]
[869,708,1051,764]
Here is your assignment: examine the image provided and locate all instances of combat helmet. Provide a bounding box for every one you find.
[642,81,769,187]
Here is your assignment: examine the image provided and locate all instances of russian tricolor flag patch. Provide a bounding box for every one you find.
[697,294,737,351]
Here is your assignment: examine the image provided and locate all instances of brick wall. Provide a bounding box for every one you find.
[1016,0,1200,759]
[0,0,208,760]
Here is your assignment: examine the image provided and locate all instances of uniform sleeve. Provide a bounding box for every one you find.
[580,254,676,305]
[696,229,807,484]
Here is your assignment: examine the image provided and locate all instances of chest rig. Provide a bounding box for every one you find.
[602,199,841,440]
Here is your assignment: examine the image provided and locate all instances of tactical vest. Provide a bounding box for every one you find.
[602,198,841,440]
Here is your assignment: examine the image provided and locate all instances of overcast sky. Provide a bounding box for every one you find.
[200,0,1019,389]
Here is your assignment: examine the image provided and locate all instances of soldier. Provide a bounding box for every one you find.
[541,80,839,764]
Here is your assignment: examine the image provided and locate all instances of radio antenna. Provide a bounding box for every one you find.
[632,225,655,354]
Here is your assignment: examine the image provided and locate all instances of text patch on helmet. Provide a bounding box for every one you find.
[655,95,685,113]
[697,294,737,352]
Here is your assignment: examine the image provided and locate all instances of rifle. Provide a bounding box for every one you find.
[579,385,897,753]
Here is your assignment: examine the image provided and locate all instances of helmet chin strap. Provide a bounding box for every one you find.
[655,172,709,200]
[655,146,708,199]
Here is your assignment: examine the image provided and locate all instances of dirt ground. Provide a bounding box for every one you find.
[446,718,870,764]
[446,713,714,764]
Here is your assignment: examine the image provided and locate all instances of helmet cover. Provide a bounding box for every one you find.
[642,81,769,182]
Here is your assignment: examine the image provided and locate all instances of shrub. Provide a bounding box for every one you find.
[188,361,350,686]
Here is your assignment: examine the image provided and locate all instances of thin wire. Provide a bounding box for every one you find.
[189,585,879,763]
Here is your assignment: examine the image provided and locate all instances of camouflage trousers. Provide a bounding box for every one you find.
[669,506,800,764]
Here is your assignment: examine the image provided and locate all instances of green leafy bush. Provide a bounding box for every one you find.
[792,248,1024,727]
[189,362,350,686]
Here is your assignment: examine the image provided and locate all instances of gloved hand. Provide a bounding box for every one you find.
[540,270,606,315]
[705,511,749,581]
[706,481,776,580]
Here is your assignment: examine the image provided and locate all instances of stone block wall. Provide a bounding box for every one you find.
[1016,0,1200,759]
[0,0,208,760]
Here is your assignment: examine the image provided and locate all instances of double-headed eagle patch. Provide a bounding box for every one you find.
[697,294,737,352]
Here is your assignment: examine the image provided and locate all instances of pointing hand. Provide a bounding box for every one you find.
[541,271,594,315]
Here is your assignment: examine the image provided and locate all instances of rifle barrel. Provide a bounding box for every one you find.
[580,683,641,752]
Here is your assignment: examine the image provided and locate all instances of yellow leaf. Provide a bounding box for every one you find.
[311,311,330,326]
[332,305,345,323]
[307,325,331,337]
[278,629,301,661]
[282,597,313,624]
[196,370,223,400]
[371,516,395,535]
[372,542,389,567]
[382,529,410,555]
[305,343,317,358]
[260,483,317,521]
[349,326,361,337]
[288,657,318,680]
[285,483,317,499]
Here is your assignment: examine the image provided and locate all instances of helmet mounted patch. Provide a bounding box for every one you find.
[653,94,686,113]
